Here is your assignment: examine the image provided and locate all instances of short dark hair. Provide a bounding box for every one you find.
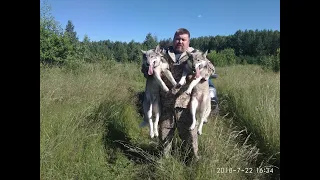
[174,28,190,39]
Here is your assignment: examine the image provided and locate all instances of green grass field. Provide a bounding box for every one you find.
[40,61,280,180]
[215,65,280,167]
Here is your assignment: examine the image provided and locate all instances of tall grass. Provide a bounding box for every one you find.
[40,61,277,179]
[40,62,145,179]
[214,64,280,171]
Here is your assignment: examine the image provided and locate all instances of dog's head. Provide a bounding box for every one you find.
[141,45,165,75]
[186,50,215,78]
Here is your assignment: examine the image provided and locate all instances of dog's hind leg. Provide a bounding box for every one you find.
[153,101,160,137]
[139,117,149,128]
[190,97,198,130]
[203,97,211,124]
[140,97,150,128]
[198,97,211,135]
[198,107,206,135]
[147,103,155,138]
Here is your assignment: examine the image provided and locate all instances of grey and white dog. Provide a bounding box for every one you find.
[140,45,177,138]
[177,50,215,135]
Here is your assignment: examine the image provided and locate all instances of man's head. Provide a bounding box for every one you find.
[173,28,190,53]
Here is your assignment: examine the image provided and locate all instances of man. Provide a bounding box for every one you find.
[141,28,217,159]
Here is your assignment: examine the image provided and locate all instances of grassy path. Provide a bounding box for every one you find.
[40,62,279,179]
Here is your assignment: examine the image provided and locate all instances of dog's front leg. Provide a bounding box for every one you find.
[154,69,169,92]
[185,77,202,95]
[163,69,177,87]
[177,70,188,88]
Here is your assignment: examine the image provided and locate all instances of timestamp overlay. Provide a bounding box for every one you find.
[216,167,276,174]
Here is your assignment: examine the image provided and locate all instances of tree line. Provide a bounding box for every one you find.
[40,2,280,72]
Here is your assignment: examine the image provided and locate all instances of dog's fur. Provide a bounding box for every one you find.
[177,50,215,135]
[140,45,177,138]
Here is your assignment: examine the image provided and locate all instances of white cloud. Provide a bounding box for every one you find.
[197,14,202,18]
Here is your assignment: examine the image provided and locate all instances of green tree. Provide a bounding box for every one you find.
[64,20,78,43]
[159,38,172,49]
[255,36,265,56]
[143,33,158,50]
[40,0,63,35]
[127,40,142,63]
[113,41,129,62]
[40,0,70,64]
[231,30,244,56]
[79,34,94,62]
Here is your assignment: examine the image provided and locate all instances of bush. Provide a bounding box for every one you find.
[207,48,237,67]
[258,48,280,72]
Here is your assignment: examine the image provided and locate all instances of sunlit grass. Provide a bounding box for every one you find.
[40,62,279,180]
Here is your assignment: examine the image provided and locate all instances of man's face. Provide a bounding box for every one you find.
[173,33,190,53]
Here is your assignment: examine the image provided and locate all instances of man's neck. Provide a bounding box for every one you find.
[174,50,184,54]
[175,53,181,61]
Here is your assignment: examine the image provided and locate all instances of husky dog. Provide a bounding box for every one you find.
[177,50,215,135]
[140,45,177,138]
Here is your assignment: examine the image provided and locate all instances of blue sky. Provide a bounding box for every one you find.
[41,0,280,43]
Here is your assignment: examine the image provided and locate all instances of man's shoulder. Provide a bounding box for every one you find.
[166,46,199,53]
[187,47,200,53]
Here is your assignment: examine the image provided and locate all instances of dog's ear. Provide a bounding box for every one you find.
[159,48,166,56]
[141,50,147,54]
[203,50,208,57]
[155,45,161,53]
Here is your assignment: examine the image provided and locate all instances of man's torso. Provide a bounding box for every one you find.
[160,46,197,109]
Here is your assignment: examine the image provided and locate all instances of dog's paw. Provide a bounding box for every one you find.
[150,132,155,138]
[185,89,192,95]
[163,86,169,92]
[194,154,201,162]
[172,82,177,87]
[197,130,202,135]
[154,131,159,137]
[190,124,196,130]
[175,83,182,89]
[178,79,186,86]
